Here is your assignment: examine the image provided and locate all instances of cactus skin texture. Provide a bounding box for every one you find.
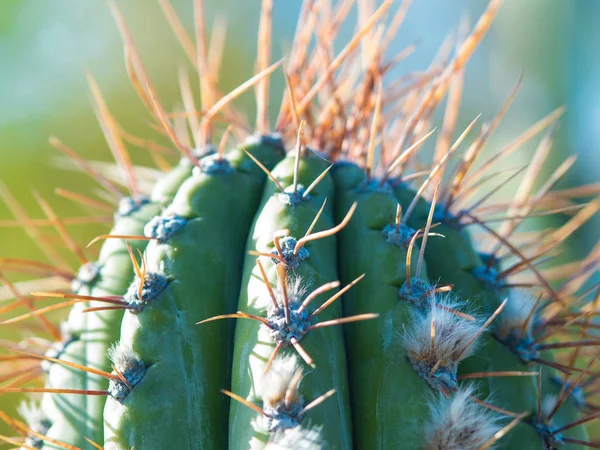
[36,194,165,450]
[230,154,354,450]
[103,141,284,449]
[332,163,433,449]
[1,1,600,449]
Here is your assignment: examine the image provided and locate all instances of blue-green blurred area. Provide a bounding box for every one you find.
[0,0,259,265]
[0,0,597,443]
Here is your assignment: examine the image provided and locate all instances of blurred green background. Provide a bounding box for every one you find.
[0,0,598,443]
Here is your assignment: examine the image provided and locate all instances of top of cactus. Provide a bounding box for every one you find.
[0,0,599,448]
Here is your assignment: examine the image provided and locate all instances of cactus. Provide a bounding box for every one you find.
[1,0,599,449]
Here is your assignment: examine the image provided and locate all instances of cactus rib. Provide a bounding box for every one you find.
[0,1,599,449]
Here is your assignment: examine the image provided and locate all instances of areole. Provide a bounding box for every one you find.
[0,1,599,449]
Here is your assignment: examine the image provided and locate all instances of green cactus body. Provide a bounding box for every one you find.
[2,2,599,449]
[397,186,545,446]
[38,340,92,450]
[229,154,352,450]
[543,369,589,445]
[478,288,546,447]
[39,198,160,449]
[475,280,589,445]
[395,184,587,448]
[102,141,284,449]
[332,163,433,448]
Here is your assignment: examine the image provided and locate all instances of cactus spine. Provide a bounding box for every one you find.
[1,1,599,449]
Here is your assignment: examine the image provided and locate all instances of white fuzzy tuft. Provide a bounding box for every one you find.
[265,425,324,450]
[106,341,146,402]
[18,401,50,433]
[260,355,303,409]
[108,341,141,373]
[18,401,52,449]
[253,355,307,434]
[425,386,501,450]
[272,275,307,312]
[541,394,559,420]
[403,299,481,390]
[496,289,539,340]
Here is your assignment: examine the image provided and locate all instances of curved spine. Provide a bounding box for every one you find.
[394,183,585,447]
[102,141,284,449]
[229,154,353,449]
[39,198,161,449]
[333,162,433,448]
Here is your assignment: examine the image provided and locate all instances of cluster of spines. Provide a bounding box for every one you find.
[0,0,598,449]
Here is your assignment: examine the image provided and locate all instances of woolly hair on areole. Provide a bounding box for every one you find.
[0,0,599,449]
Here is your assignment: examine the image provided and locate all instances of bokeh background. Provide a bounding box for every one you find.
[0,0,598,443]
